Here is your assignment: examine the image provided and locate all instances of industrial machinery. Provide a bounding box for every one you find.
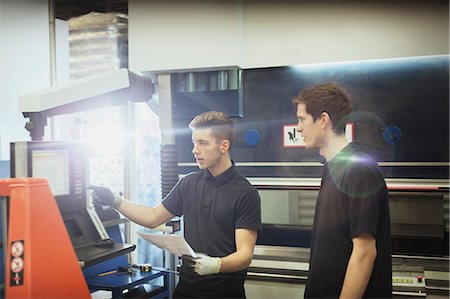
[8,55,449,298]
[10,141,136,268]
[0,178,91,298]
[0,69,171,298]
[169,55,450,298]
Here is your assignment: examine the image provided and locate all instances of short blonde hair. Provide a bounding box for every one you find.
[189,111,234,145]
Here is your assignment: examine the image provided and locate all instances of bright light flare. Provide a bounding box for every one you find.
[84,121,126,155]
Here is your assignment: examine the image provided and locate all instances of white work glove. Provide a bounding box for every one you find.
[193,253,221,275]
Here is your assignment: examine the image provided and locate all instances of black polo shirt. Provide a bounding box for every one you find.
[162,163,261,297]
[305,142,392,299]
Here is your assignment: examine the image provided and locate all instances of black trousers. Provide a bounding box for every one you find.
[172,282,246,299]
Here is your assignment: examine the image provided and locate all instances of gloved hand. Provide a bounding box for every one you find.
[193,253,221,276]
[87,185,122,209]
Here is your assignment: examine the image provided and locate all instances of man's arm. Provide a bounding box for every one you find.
[339,233,377,299]
[88,185,175,229]
[117,200,175,229]
[219,228,258,273]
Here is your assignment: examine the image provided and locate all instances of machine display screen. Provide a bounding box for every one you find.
[11,141,87,214]
[31,149,70,196]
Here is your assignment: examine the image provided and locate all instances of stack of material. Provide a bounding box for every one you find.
[68,12,128,79]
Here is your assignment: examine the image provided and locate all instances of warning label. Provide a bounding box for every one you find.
[10,240,24,286]
[283,125,305,147]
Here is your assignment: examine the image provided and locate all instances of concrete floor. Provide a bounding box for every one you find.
[245,280,306,299]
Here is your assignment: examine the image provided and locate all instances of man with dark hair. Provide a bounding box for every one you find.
[292,83,392,298]
[89,111,261,298]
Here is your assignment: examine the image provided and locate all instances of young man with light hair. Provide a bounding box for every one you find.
[89,111,261,298]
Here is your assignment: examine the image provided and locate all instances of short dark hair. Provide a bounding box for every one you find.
[291,82,352,134]
[189,111,235,145]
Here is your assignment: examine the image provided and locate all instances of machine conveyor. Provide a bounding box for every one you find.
[246,245,449,299]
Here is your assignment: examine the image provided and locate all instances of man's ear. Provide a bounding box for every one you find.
[220,140,230,153]
[320,112,332,129]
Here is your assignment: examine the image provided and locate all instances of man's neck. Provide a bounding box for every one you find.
[209,157,233,177]
[319,135,349,162]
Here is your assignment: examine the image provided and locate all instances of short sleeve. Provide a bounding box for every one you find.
[346,171,384,239]
[235,189,262,231]
[162,178,185,217]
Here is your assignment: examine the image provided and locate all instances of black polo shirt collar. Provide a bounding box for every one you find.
[202,161,237,185]
[326,141,361,166]
[324,142,363,180]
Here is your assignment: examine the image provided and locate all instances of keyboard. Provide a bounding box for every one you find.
[75,240,136,268]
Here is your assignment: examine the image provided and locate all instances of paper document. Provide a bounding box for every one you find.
[137,232,197,258]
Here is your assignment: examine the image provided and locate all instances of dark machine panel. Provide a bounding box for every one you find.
[175,55,449,179]
[171,56,450,295]
[171,69,244,119]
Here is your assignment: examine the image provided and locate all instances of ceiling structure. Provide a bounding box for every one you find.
[53,0,128,20]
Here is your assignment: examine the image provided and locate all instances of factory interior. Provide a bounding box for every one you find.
[0,0,449,298]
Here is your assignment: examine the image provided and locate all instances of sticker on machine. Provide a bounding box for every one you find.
[284,123,354,148]
[283,125,305,148]
[11,241,24,258]
[345,123,354,142]
[10,240,24,286]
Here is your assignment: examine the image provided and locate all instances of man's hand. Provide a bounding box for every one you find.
[193,253,221,275]
[87,185,122,209]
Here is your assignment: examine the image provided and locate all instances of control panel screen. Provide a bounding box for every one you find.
[32,149,70,196]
